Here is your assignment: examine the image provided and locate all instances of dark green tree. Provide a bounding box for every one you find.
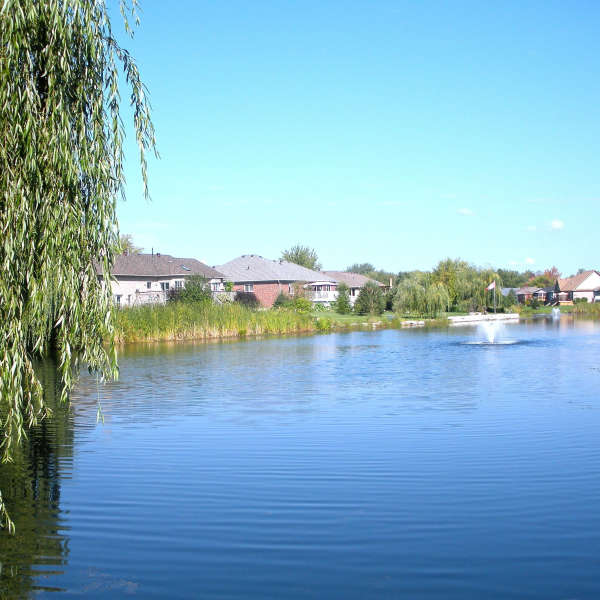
[0,0,156,531]
[354,282,385,315]
[333,283,352,314]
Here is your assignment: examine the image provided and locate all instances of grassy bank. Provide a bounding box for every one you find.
[114,302,317,343]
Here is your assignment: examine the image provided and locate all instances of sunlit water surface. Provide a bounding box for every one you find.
[1,318,600,598]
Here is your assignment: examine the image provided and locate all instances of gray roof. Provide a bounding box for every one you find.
[100,253,225,279]
[500,287,518,297]
[322,271,385,288]
[516,286,540,295]
[216,254,337,283]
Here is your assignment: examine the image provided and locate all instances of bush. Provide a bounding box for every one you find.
[333,282,352,314]
[224,281,234,292]
[273,292,292,309]
[170,275,212,304]
[354,281,385,315]
[234,291,260,309]
[293,297,313,314]
[574,297,588,304]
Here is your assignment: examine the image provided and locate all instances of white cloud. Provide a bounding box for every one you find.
[457,207,474,216]
[525,257,535,265]
[550,219,564,230]
[526,225,537,232]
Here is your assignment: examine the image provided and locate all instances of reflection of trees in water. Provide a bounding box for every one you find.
[0,361,73,597]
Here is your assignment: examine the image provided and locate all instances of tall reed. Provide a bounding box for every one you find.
[113,303,316,343]
[572,302,600,317]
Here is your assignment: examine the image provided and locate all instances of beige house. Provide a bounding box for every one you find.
[555,270,600,304]
[321,271,386,305]
[99,253,227,307]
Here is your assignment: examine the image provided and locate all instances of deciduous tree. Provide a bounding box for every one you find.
[0,0,156,531]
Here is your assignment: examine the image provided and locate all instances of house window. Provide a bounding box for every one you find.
[146,281,151,289]
[244,283,254,292]
[160,282,170,291]
[211,282,219,292]
[115,295,121,306]
[175,280,183,289]
[288,283,294,295]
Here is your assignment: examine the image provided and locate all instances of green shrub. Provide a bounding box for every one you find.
[355,281,386,315]
[273,292,292,309]
[171,275,212,304]
[293,297,313,313]
[333,282,352,314]
[234,291,260,309]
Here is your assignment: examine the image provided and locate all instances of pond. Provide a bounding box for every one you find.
[1,318,600,598]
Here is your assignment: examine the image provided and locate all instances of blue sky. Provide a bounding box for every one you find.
[116,0,600,276]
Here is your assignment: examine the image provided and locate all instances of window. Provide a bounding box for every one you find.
[175,280,183,289]
[115,295,121,306]
[160,282,170,291]
[288,283,294,295]
[146,281,151,289]
[211,282,219,292]
[244,283,254,292]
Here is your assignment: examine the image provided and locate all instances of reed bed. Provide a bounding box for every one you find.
[572,302,600,317]
[113,302,318,343]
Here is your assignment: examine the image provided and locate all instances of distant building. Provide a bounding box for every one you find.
[216,254,337,307]
[555,270,600,304]
[515,286,538,304]
[321,271,386,305]
[98,253,227,307]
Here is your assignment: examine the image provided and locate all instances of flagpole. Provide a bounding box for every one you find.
[494,281,496,313]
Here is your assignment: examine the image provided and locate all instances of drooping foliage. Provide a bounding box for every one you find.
[0,0,156,531]
[393,259,502,316]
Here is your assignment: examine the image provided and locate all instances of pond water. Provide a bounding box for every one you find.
[1,318,600,598]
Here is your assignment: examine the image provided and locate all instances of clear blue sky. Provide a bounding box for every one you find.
[116,0,600,276]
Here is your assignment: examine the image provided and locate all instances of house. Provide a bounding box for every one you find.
[99,253,227,307]
[555,270,600,304]
[321,271,386,305]
[532,286,555,304]
[216,254,338,307]
[516,286,539,304]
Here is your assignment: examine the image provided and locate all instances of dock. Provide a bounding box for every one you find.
[448,313,520,325]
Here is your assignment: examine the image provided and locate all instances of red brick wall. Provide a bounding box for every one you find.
[233,282,291,307]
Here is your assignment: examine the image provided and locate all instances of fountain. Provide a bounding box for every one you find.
[461,320,518,345]
[479,320,502,344]
[552,307,561,320]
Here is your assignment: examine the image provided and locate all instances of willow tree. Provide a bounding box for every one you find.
[0,0,156,530]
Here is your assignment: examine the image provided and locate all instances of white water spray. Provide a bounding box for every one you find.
[478,321,503,344]
[552,307,561,320]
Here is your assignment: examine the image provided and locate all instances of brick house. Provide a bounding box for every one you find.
[216,254,338,307]
[98,253,227,307]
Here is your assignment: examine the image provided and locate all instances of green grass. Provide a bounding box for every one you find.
[114,302,316,343]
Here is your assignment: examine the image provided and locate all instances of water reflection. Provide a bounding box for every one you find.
[0,361,72,596]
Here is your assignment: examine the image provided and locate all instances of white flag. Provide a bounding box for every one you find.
[486,281,496,291]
